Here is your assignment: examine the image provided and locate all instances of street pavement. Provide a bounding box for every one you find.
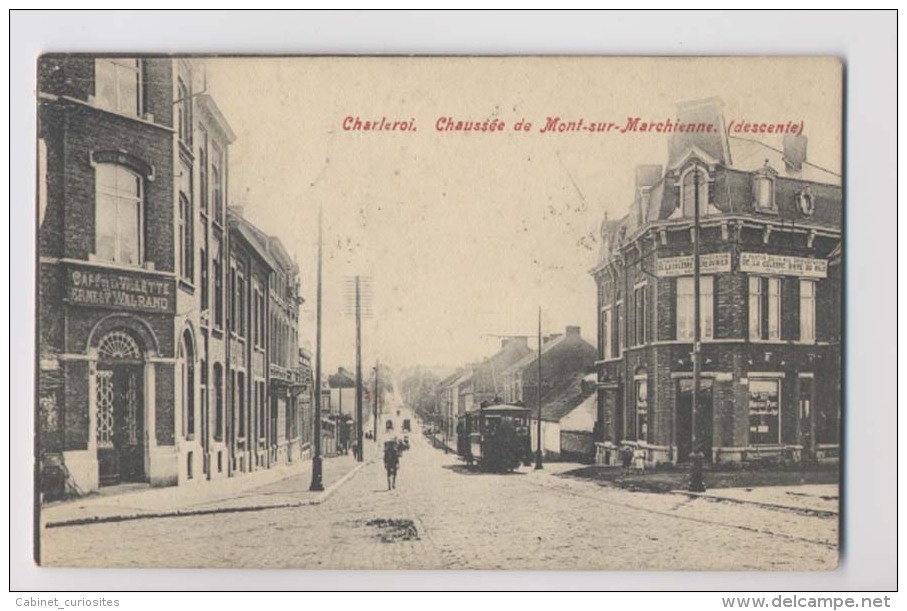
[40,429,838,570]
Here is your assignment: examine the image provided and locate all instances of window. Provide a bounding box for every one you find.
[213,239,223,328]
[749,276,782,340]
[259,382,266,440]
[748,379,780,445]
[212,146,224,224]
[199,132,208,215]
[635,379,648,443]
[634,284,648,346]
[179,332,195,439]
[753,174,776,211]
[178,160,193,282]
[676,276,714,341]
[177,78,192,145]
[95,58,141,116]
[237,372,245,438]
[200,245,208,311]
[616,302,624,355]
[95,164,142,265]
[601,307,612,360]
[213,363,223,441]
[680,168,709,217]
[253,288,260,347]
[237,272,246,337]
[200,357,207,442]
[800,280,816,344]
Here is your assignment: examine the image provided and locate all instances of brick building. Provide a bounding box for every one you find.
[500,326,596,412]
[591,98,842,468]
[37,56,310,497]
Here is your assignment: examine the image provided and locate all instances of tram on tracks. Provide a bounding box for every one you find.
[456,401,533,472]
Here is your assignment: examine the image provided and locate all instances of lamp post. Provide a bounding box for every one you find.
[535,306,544,470]
[689,170,706,493]
[309,202,324,492]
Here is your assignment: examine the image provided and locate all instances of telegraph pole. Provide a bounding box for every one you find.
[689,170,706,493]
[373,361,379,441]
[309,202,324,492]
[355,276,363,462]
[535,306,544,470]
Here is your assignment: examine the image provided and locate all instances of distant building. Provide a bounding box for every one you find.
[500,326,596,413]
[529,374,598,461]
[591,98,842,468]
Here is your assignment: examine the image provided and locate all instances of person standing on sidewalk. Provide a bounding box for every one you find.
[384,440,400,490]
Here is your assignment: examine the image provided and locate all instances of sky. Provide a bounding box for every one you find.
[203,57,842,374]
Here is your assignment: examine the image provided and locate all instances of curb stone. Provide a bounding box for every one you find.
[44,458,376,529]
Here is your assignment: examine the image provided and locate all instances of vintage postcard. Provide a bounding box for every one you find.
[35,56,842,570]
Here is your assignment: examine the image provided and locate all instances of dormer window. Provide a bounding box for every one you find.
[753,162,777,212]
[680,167,709,217]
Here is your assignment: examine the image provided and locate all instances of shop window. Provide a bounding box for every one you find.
[749,276,781,340]
[676,276,714,341]
[800,280,816,344]
[95,58,142,117]
[748,379,780,445]
[95,164,143,266]
[635,379,648,443]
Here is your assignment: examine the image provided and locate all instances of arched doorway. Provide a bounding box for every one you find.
[96,329,146,485]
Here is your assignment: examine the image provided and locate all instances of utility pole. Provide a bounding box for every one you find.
[373,361,379,441]
[689,170,706,493]
[309,202,324,492]
[535,306,544,470]
[354,276,363,462]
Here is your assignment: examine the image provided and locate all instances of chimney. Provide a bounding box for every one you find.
[783,133,808,175]
[668,98,730,167]
[566,325,581,337]
[501,336,529,349]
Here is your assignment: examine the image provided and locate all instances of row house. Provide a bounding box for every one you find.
[500,326,596,412]
[36,56,309,498]
[591,98,842,468]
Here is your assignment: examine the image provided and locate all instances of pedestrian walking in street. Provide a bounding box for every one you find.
[384,440,400,490]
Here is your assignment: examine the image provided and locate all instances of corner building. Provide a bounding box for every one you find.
[37,56,309,497]
[591,99,842,468]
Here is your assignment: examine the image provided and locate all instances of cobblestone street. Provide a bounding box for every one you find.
[41,431,838,570]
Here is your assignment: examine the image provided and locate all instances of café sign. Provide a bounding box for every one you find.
[66,266,175,314]
[739,252,827,278]
[656,252,731,277]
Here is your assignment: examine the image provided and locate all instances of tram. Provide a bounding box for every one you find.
[457,401,533,472]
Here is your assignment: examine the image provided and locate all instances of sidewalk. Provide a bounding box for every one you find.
[677,484,839,516]
[41,441,377,528]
